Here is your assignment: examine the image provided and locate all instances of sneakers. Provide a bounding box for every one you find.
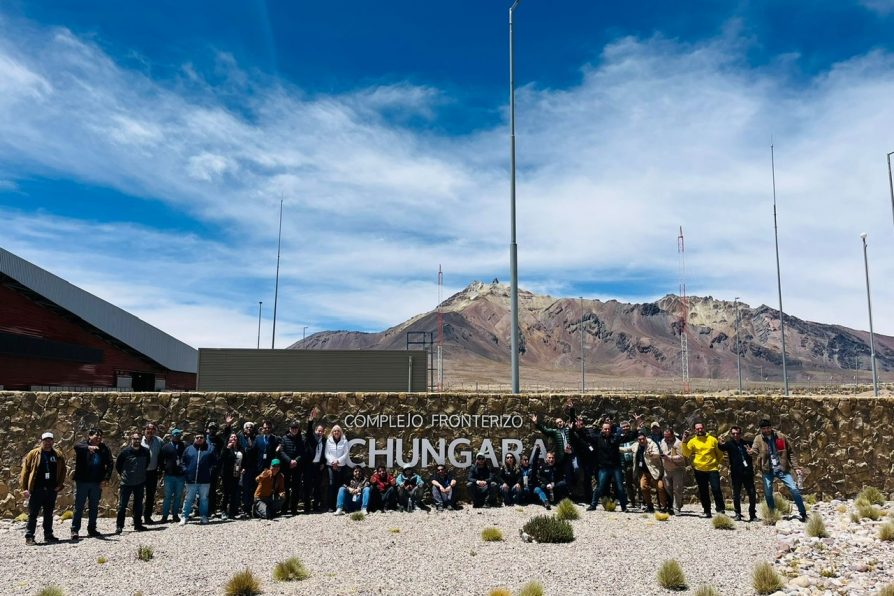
[734,514,743,522]
[220,512,229,521]
[115,527,123,535]
[748,514,758,522]
[172,515,180,523]
[586,505,597,512]
[87,529,102,538]
[25,536,36,546]
[44,535,60,543]
[70,532,79,543]
[334,508,345,516]
[200,517,209,525]
[159,517,168,524]
[799,514,808,523]
[178,518,187,526]
[360,508,368,515]
[134,525,148,532]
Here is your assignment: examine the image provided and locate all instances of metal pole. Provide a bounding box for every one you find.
[302,326,308,345]
[580,296,585,393]
[771,143,789,395]
[509,0,521,394]
[734,297,742,392]
[257,301,263,349]
[887,152,894,228]
[271,199,283,349]
[861,233,879,396]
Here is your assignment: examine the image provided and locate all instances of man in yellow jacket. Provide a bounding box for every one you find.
[681,422,726,519]
[20,431,67,545]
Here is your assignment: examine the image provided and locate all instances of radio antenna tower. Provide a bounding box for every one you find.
[677,226,691,393]
[437,265,444,391]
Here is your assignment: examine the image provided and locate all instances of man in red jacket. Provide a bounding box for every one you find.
[369,465,397,512]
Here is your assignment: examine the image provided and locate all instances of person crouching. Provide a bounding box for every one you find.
[254,459,285,519]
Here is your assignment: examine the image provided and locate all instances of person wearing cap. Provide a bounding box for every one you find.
[752,418,807,522]
[20,431,66,545]
[335,465,371,515]
[71,428,113,541]
[681,421,726,518]
[648,421,664,445]
[396,466,428,512]
[431,464,458,511]
[115,430,150,534]
[467,452,499,508]
[140,422,163,525]
[621,431,666,513]
[254,458,286,519]
[278,419,304,515]
[179,431,218,525]
[159,428,187,523]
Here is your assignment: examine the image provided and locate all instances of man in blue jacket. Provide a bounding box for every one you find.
[159,429,187,523]
[179,432,218,525]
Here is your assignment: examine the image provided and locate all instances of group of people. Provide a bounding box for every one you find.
[19,402,808,545]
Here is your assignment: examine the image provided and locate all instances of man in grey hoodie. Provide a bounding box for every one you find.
[115,431,150,534]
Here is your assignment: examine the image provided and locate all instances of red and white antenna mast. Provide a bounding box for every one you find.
[678,227,691,393]
[437,265,444,391]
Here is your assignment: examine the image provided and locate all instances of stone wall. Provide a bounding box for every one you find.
[0,391,891,517]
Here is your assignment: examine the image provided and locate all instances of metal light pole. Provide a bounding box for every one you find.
[271,199,283,349]
[302,326,308,345]
[860,233,879,396]
[734,297,742,392]
[509,0,522,394]
[579,296,585,393]
[257,301,263,349]
[887,152,894,228]
[770,143,789,395]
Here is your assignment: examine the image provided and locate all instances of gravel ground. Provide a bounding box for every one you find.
[0,504,776,596]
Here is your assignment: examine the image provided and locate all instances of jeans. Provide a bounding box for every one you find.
[762,471,807,517]
[72,481,101,533]
[591,467,627,509]
[694,470,725,515]
[499,483,519,505]
[336,486,371,512]
[161,475,185,519]
[116,483,145,529]
[26,487,57,539]
[143,469,159,521]
[432,486,456,508]
[372,486,397,511]
[255,496,283,519]
[732,472,757,517]
[466,481,498,507]
[182,483,210,519]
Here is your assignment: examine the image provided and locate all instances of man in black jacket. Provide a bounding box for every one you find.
[586,421,637,512]
[720,425,757,521]
[159,429,187,523]
[205,414,233,518]
[303,407,326,513]
[115,431,150,534]
[466,453,498,508]
[278,420,304,515]
[71,428,113,541]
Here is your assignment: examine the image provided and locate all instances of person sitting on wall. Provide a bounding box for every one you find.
[396,466,429,512]
[324,424,350,513]
[254,458,285,520]
[21,431,67,545]
[335,465,371,515]
[498,452,522,506]
[518,449,550,509]
[466,452,499,508]
[369,465,397,512]
[534,450,568,505]
[431,464,458,511]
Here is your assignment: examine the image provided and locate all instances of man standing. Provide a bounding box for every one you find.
[256,420,280,471]
[20,431,66,545]
[719,425,757,521]
[618,419,641,508]
[431,464,457,511]
[237,421,260,516]
[586,421,635,512]
[303,407,326,513]
[659,428,686,515]
[622,431,666,513]
[532,413,574,491]
[140,422,163,525]
[205,414,234,518]
[466,453,498,508]
[159,428,186,523]
[752,419,807,522]
[278,420,304,515]
[71,428,113,540]
[254,459,286,519]
[115,431,149,534]
[179,432,218,525]
[681,422,726,518]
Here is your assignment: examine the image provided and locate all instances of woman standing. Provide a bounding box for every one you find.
[324,425,350,512]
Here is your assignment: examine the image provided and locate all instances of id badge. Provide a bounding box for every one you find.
[263,454,267,460]
[44,473,50,480]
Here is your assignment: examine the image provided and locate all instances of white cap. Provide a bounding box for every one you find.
[41,432,54,440]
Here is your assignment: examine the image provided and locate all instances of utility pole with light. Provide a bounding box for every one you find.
[508,0,522,394]
[860,233,879,396]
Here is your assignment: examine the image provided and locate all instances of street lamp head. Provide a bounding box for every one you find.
[860,232,867,240]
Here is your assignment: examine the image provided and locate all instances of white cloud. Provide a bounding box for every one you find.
[0,15,892,353]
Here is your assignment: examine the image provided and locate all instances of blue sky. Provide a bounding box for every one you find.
[1,0,893,348]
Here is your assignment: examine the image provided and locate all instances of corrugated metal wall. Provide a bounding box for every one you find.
[197,349,429,392]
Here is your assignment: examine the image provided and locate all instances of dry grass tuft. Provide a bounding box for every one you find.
[712,514,736,530]
[759,502,781,526]
[752,561,784,594]
[693,586,720,596]
[600,498,617,512]
[656,559,687,591]
[654,511,669,521]
[272,557,309,582]
[36,587,64,596]
[805,513,829,538]
[555,498,580,521]
[481,527,504,542]
[488,589,512,596]
[879,522,894,542]
[858,486,886,506]
[60,510,73,521]
[518,580,544,596]
[136,545,153,562]
[225,568,262,596]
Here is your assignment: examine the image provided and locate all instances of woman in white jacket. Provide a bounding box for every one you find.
[325,425,350,512]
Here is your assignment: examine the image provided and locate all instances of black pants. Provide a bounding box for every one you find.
[283,465,302,513]
[371,486,397,511]
[577,462,595,504]
[694,470,725,515]
[303,462,324,511]
[241,467,257,516]
[466,481,498,507]
[143,470,159,521]
[26,486,57,539]
[117,483,145,529]
[731,472,757,518]
[326,466,348,511]
[208,468,220,516]
[221,477,240,517]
